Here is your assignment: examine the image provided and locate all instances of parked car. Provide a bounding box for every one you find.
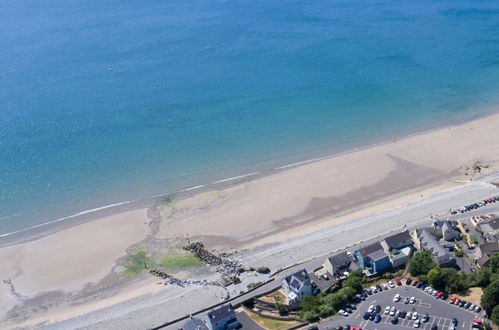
[452,318,458,326]
[404,297,410,304]
[454,299,460,305]
[431,324,438,330]
[390,306,397,316]
[464,302,472,309]
[474,306,482,312]
[400,311,407,318]
[417,282,424,288]
[414,320,421,328]
[384,306,391,314]
[382,283,389,290]
[411,280,419,286]
[308,326,319,330]
[407,312,412,319]
[396,279,402,286]
[363,311,370,320]
[410,296,416,304]
[412,312,418,320]
[459,301,466,307]
[369,313,376,321]
[437,292,444,299]
[376,284,382,292]
[339,310,348,316]
[368,305,374,313]
[422,313,429,322]
[374,314,381,323]
[388,280,395,288]
[469,304,476,311]
[370,286,378,293]
[391,316,398,324]
[345,307,353,314]
[375,305,381,313]
[406,278,412,285]
[393,294,401,302]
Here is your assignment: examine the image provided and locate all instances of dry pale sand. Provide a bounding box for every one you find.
[158,112,499,248]
[0,209,150,325]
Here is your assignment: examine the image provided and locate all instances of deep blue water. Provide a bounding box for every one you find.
[2,0,499,234]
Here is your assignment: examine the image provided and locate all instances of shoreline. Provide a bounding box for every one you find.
[2,106,498,248]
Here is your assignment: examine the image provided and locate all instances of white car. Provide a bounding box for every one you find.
[368,305,374,313]
[393,294,400,302]
[339,309,348,316]
[412,312,418,320]
[390,306,397,316]
[469,304,476,310]
[407,312,412,319]
[384,306,391,314]
[432,289,438,296]
[410,296,416,304]
[414,320,421,328]
[371,286,378,293]
[424,287,431,293]
[382,283,389,290]
[388,280,395,288]
[404,297,410,304]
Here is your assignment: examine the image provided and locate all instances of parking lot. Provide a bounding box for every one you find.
[315,284,483,330]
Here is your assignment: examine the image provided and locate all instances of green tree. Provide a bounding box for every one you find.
[428,268,445,290]
[342,275,363,293]
[318,304,335,318]
[481,279,499,313]
[489,252,499,273]
[491,305,499,326]
[409,251,437,276]
[300,295,320,312]
[301,310,320,322]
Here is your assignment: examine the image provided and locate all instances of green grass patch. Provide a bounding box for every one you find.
[123,250,154,276]
[159,252,204,271]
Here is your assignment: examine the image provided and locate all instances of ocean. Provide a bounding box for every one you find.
[2,0,499,235]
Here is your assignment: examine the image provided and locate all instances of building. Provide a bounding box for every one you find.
[281,269,313,303]
[431,220,460,241]
[380,231,414,267]
[476,242,499,267]
[412,228,456,267]
[203,304,239,330]
[354,242,392,276]
[179,317,209,330]
[323,252,351,276]
[478,216,499,242]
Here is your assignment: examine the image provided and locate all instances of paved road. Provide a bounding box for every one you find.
[316,285,483,330]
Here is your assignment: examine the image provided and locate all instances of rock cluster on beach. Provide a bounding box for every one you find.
[183,241,241,277]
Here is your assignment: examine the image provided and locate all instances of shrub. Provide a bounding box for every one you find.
[276,302,289,316]
[409,251,437,276]
[301,310,320,322]
[256,266,271,274]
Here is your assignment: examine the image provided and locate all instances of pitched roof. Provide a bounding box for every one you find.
[488,218,499,230]
[326,252,351,266]
[180,317,209,330]
[357,242,383,257]
[368,249,389,262]
[384,231,412,247]
[206,304,235,324]
[478,255,490,267]
[419,229,449,258]
[479,242,499,256]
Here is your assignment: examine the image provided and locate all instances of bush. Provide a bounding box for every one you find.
[471,235,478,244]
[256,266,271,274]
[123,250,153,276]
[454,249,463,257]
[276,302,289,316]
[231,275,241,284]
[491,305,499,326]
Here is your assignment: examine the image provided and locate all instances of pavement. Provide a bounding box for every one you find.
[236,311,265,330]
[315,285,484,330]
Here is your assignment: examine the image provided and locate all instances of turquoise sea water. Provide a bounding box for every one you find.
[2,0,499,235]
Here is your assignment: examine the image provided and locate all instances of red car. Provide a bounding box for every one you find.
[411,280,418,286]
[350,327,362,330]
[454,299,461,305]
[396,279,402,286]
[449,296,456,304]
[437,291,444,298]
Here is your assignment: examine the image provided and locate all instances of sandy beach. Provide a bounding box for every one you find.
[1,112,499,328]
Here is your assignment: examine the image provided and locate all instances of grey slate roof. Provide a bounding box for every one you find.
[326,252,351,266]
[479,242,499,256]
[488,218,499,230]
[357,242,383,257]
[206,304,235,324]
[368,249,389,262]
[418,229,454,265]
[284,269,310,292]
[180,317,209,330]
[384,231,412,248]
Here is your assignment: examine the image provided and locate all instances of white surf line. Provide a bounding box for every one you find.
[0,213,23,223]
[274,157,325,170]
[0,201,133,238]
[211,171,260,184]
[180,184,206,192]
